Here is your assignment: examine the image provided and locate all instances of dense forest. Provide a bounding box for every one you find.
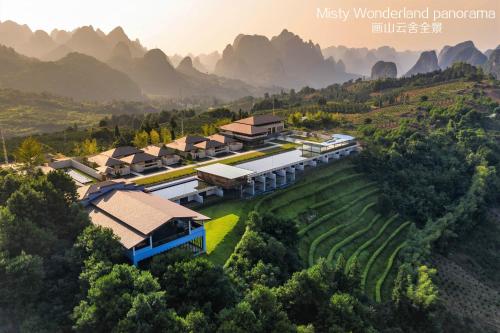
[0,63,499,332]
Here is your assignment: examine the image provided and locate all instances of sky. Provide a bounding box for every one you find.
[0,0,498,55]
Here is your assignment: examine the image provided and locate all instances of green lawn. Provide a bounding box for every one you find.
[199,199,256,266]
[205,214,239,254]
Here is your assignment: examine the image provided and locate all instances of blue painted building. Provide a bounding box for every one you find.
[79,181,209,265]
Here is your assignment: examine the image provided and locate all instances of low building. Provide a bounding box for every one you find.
[196,163,253,191]
[119,152,162,173]
[81,181,210,265]
[195,138,359,197]
[143,145,181,166]
[166,135,209,159]
[208,134,243,151]
[300,134,357,155]
[89,145,163,177]
[194,139,228,157]
[219,115,284,143]
[88,154,131,177]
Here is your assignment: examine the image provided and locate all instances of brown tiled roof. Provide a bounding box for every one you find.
[90,190,209,235]
[88,207,146,249]
[143,145,174,157]
[88,154,125,167]
[194,139,224,149]
[219,122,268,135]
[101,146,142,158]
[119,152,158,164]
[236,114,282,126]
[166,135,208,152]
[207,134,236,144]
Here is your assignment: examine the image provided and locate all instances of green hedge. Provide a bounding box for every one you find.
[361,221,411,292]
[270,173,363,213]
[375,242,407,302]
[307,202,376,266]
[326,214,381,266]
[299,188,379,237]
[310,182,377,210]
[345,214,399,273]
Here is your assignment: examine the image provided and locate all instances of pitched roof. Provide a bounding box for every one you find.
[236,114,283,126]
[143,145,173,157]
[90,190,209,235]
[119,152,158,164]
[194,139,224,149]
[88,154,125,167]
[166,135,208,152]
[101,146,142,158]
[88,207,146,249]
[219,122,268,135]
[207,134,236,144]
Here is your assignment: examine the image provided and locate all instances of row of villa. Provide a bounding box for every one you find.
[84,114,283,178]
[73,114,358,265]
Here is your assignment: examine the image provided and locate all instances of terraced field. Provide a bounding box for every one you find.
[256,160,411,301]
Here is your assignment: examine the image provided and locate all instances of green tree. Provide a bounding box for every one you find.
[149,129,160,145]
[132,130,149,148]
[0,251,44,331]
[218,285,294,333]
[14,137,45,172]
[115,292,185,333]
[72,264,163,332]
[160,127,172,144]
[275,259,334,325]
[80,138,98,156]
[407,265,438,309]
[159,257,236,314]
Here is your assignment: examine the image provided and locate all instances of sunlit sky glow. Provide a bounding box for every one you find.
[0,0,498,54]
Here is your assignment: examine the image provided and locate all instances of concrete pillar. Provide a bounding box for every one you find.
[193,193,203,203]
[256,175,266,192]
[287,166,296,182]
[295,163,304,171]
[320,154,328,163]
[215,187,224,197]
[245,180,255,196]
[267,173,276,190]
[275,169,286,186]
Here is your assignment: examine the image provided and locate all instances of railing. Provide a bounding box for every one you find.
[130,227,205,264]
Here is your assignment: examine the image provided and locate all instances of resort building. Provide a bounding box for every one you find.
[195,137,359,197]
[166,135,209,159]
[143,145,181,166]
[80,181,209,265]
[118,151,162,173]
[88,145,164,177]
[194,139,228,157]
[219,115,284,143]
[207,134,243,151]
[87,154,131,177]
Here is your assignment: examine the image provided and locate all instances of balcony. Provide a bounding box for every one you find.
[128,226,206,265]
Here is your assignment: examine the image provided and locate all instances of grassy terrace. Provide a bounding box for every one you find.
[251,160,412,302]
[134,143,297,186]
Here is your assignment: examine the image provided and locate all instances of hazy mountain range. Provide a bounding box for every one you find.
[214,29,358,89]
[0,19,498,102]
[322,46,421,77]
